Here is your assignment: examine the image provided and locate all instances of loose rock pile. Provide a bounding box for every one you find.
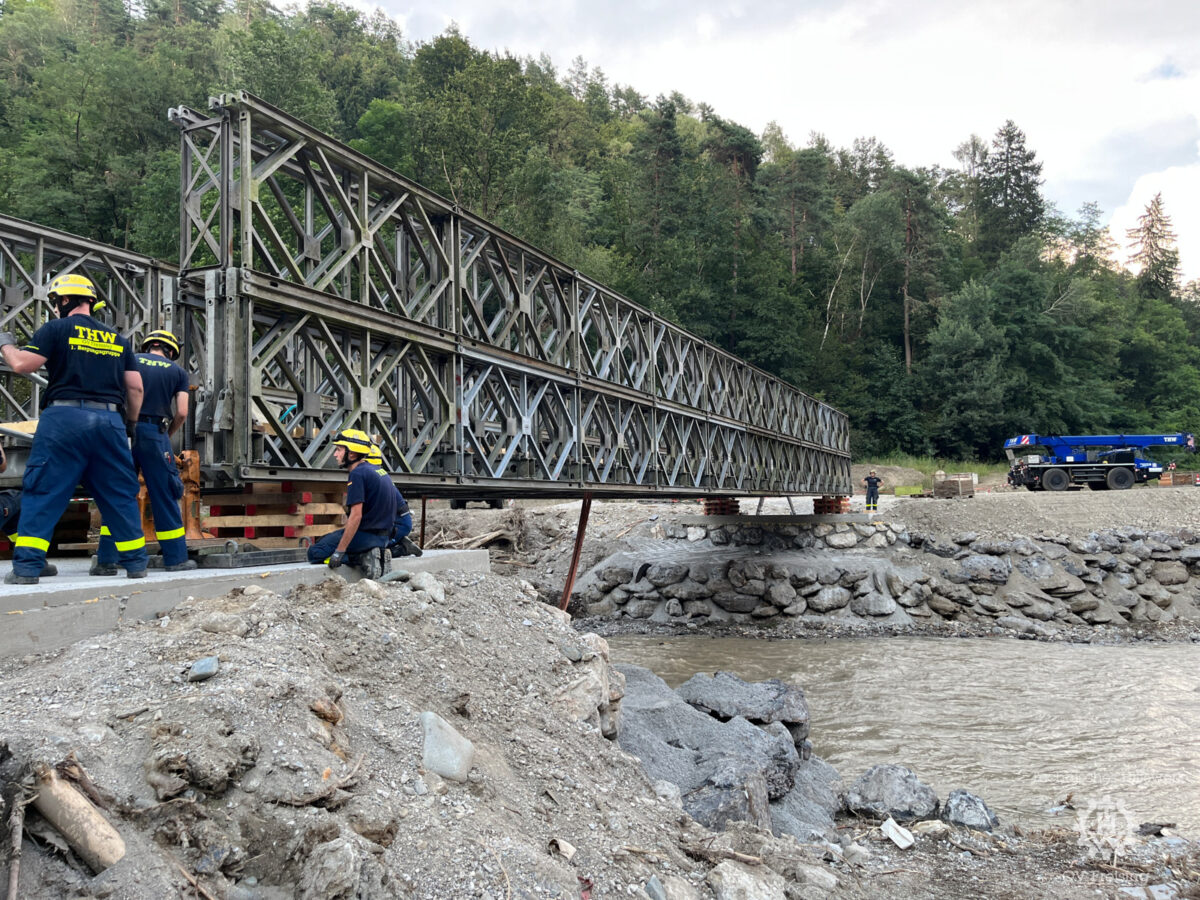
[617,666,842,844]
[615,669,1002,842]
[577,519,1200,634]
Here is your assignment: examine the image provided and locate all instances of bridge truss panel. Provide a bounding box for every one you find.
[171,92,851,495]
[0,214,176,422]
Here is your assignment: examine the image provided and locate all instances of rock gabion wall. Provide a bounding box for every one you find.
[578,519,1200,632]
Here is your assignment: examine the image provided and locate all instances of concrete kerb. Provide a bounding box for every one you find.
[0,549,489,660]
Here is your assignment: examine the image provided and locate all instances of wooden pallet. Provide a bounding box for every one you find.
[200,480,345,540]
[814,496,851,514]
[701,498,741,516]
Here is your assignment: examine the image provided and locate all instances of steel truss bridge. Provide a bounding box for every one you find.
[1,91,851,500]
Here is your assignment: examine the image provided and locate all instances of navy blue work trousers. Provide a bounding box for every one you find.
[306,528,388,565]
[98,421,187,566]
[386,511,414,552]
[12,405,147,576]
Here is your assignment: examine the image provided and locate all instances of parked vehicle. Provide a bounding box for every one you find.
[1004,433,1195,491]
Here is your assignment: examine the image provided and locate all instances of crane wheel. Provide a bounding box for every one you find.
[1106,467,1135,490]
[1042,468,1071,491]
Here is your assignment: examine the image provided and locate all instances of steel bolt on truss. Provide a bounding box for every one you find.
[168,91,851,498]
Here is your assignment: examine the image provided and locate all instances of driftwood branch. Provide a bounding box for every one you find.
[6,789,33,900]
[681,837,763,866]
[438,529,510,550]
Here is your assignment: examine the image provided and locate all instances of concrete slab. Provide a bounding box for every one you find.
[0,548,489,659]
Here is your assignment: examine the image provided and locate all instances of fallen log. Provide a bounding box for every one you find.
[31,763,125,873]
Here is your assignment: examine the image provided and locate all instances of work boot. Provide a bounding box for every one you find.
[89,557,119,576]
[40,563,58,576]
[127,569,147,579]
[401,536,423,558]
[4,571,37,585]
[164,559,198,572]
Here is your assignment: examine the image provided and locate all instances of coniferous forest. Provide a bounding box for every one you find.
[2,1,1198,461]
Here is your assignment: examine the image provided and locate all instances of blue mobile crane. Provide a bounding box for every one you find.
[1004,433,1196,491]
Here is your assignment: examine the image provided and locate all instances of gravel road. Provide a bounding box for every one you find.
[889,483,1200,539]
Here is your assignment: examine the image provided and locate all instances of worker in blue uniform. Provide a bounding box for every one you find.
[367,443,422,557]
[306,429,397,569]
[94,329,195,574]
[0,273,148,583]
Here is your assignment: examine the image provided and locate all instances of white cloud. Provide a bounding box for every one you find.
[1110,156,1200,283]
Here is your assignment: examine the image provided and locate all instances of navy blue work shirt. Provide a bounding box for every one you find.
[346,462,398,533]
[24,315,137,407]
[136,352,189,420]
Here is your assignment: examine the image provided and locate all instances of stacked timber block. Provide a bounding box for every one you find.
[203,481,346,544]
[813,495,851,514]
[700,498,741,516]
[932,474,975,499]
[1160,472,1195,487]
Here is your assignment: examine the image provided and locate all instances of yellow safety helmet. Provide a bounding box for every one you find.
[332,428,373,457]
[367,443,384,467]
[141,329,181,360]
[48,273,105,314]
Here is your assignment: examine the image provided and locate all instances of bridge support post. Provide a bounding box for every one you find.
[558,492,593,611]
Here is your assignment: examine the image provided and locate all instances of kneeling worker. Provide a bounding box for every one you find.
[307,428,397,570]
[0,274,148,583]
[94,329,195,573]
[367,443,422,557]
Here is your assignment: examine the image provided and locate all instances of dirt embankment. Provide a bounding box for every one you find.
[2,490,1198,898]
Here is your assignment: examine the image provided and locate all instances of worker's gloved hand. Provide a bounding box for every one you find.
[0,331,18,350]
[125,420,138,449]
[328,551,346,570]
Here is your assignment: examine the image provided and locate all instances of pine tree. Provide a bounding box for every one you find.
[1126,192,1180,300]
[977,120,1044,261]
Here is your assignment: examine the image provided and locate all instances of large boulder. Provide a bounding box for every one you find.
[850,591,897,617]
[676,671,809,730]
[846,764,938,822]
[616,665,801,829]
[951,554,1012,584]
[707,860,787,900]
[685,756,773,832]
[769,756,844,842]
[808,586,852,613]
[942,789,1000,832]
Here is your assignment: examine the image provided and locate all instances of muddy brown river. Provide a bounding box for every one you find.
[608,635,1200,834]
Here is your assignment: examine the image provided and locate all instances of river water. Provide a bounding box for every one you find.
[608,635,1200,834]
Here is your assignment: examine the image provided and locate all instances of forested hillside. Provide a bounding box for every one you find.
[2,0,1198,460]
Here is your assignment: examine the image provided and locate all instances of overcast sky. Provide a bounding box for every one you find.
[364,0,1200,281]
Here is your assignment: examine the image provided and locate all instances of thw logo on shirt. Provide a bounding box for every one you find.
[69,325,121,357]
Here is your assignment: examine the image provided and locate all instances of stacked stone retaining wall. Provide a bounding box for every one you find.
[577,516,1200,632]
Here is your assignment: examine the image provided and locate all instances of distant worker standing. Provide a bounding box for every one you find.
[307,429,397,570]
[367,443,422,558]
[0,274,148,583]
[862,469,883,513]
[94,330,196,573]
